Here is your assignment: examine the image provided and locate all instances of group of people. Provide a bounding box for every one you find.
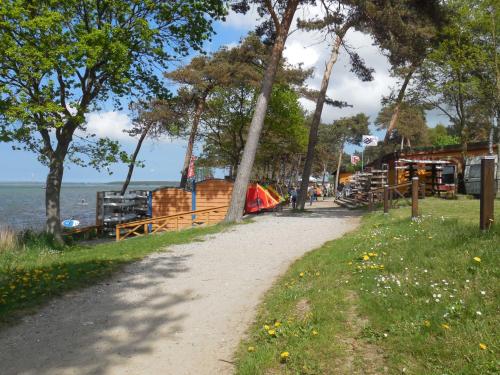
[288,185,328,209]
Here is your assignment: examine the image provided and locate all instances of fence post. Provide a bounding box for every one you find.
[421,182,426,199]
[384,185,389,214]
[115,226,120,241]
[368,191,373,211]
[480,156,495,231]
[412,177,419,219]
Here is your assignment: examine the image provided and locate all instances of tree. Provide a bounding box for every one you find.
[375,103,429,150]
[412,0,498,155]
[120,98,187,195]
[199,84,308,180]
[166,33,309,188]
[367,1,445,142]
[328,114,369,190]
[225,0,314,222]
[428,124,460,147]
[0,0,226,241]
[296,0,373,209]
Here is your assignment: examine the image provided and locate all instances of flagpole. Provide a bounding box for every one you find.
[361,147,364,172]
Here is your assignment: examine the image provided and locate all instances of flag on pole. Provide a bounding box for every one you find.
[362,135,378,147]
[350,155,360,165]
[187,156,196,179]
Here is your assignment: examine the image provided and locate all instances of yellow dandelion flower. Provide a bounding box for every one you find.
[479,343,487,350]
[299,272,304,277]
[362,255,370,261]
[280,351,290,362]
[268,329,276,336]
[441,323,450,330]
[315,271,320,276]
[9,285,15,290]
[312,330,318,336]
[473,257,481,263]
[423,320,431,327]
[263,325,270,331]
[247,346,255,352]
[274,321,281,328]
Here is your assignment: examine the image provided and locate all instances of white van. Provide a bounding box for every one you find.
[464,156,498,196]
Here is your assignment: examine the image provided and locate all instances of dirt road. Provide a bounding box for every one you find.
[0,203,359,375]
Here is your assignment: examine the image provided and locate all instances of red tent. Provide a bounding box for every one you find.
[245,184,280,213]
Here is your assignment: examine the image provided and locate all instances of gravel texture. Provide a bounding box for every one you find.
[0,202,359,375]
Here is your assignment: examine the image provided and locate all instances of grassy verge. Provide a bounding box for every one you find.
[0,223,229,324]
[235,198,499,374]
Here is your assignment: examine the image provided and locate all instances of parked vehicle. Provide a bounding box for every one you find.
[464,156,498,196]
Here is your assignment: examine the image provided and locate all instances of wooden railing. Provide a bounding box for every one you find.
[115,205,229,241]
[367,177,423,218]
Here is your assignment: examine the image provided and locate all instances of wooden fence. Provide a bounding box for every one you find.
[115,205,228,241]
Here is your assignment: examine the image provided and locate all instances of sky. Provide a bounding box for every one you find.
[0,5,448,183]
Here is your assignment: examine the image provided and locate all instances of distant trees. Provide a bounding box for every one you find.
[0,0,226,242]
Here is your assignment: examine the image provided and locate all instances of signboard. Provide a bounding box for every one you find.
[362,135,378,147]
[351,155,360,165]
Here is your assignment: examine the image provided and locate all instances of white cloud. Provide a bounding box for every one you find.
[85,111,133,142]
[224,7,261,30]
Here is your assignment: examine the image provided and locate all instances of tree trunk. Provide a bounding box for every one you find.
[384,66,416,143]
[45,155,65,244]
[297,36,342,210]
[496,113,500,196]
[335,143,344,193]
[225,0,299,222]
[121,123,152,195]
[180,99,205,188]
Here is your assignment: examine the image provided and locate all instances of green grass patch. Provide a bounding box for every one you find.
[0,223,229,324]
[235,198,499,374]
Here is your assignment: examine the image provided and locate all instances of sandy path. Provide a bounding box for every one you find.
[0,203,359,375]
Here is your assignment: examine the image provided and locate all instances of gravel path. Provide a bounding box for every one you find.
[0,203,359,375]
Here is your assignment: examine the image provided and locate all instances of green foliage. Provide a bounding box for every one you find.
[413,0,499,145]
[235,199,499,374]
[428,124,460,147]
[0,0,227,167]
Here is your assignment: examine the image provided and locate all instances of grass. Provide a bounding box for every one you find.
[0,223,229,324]
[235,198,499,374]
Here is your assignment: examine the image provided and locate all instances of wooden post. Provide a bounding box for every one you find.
[368,191,373,211]
[411,177,419,219]
[115,226,120,241]
[480,156,495,231]
[144,223,148,234]
[384,185,389,214]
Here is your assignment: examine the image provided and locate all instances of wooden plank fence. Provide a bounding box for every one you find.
[115,205,228,241]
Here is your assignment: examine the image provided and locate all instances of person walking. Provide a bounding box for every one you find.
[290,187,298,209]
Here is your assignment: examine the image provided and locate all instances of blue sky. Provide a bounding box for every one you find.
[0,7,448,183]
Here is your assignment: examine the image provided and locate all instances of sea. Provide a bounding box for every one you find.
[0,181,178,231]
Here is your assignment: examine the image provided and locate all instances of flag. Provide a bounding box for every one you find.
[351,155,360,165]
[187,156,196,179]
[362,135,378,147]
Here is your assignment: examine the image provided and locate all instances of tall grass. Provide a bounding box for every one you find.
[0,227,18,252]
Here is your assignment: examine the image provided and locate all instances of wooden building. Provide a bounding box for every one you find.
[151,179,233,228]
[367,142,498,193]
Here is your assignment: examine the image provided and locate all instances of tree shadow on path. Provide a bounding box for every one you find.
[0,252,195,375]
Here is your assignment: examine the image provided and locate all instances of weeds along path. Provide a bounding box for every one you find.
[0,201,359,375]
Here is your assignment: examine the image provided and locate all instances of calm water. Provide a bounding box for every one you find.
[0,182,177,231]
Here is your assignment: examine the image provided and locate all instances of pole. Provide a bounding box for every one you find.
[480,156,495,231]
[361,148,364,172]
[383,185,389,214]
[411,177,419,219]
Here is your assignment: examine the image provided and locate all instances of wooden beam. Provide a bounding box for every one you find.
[480,156,495,231]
